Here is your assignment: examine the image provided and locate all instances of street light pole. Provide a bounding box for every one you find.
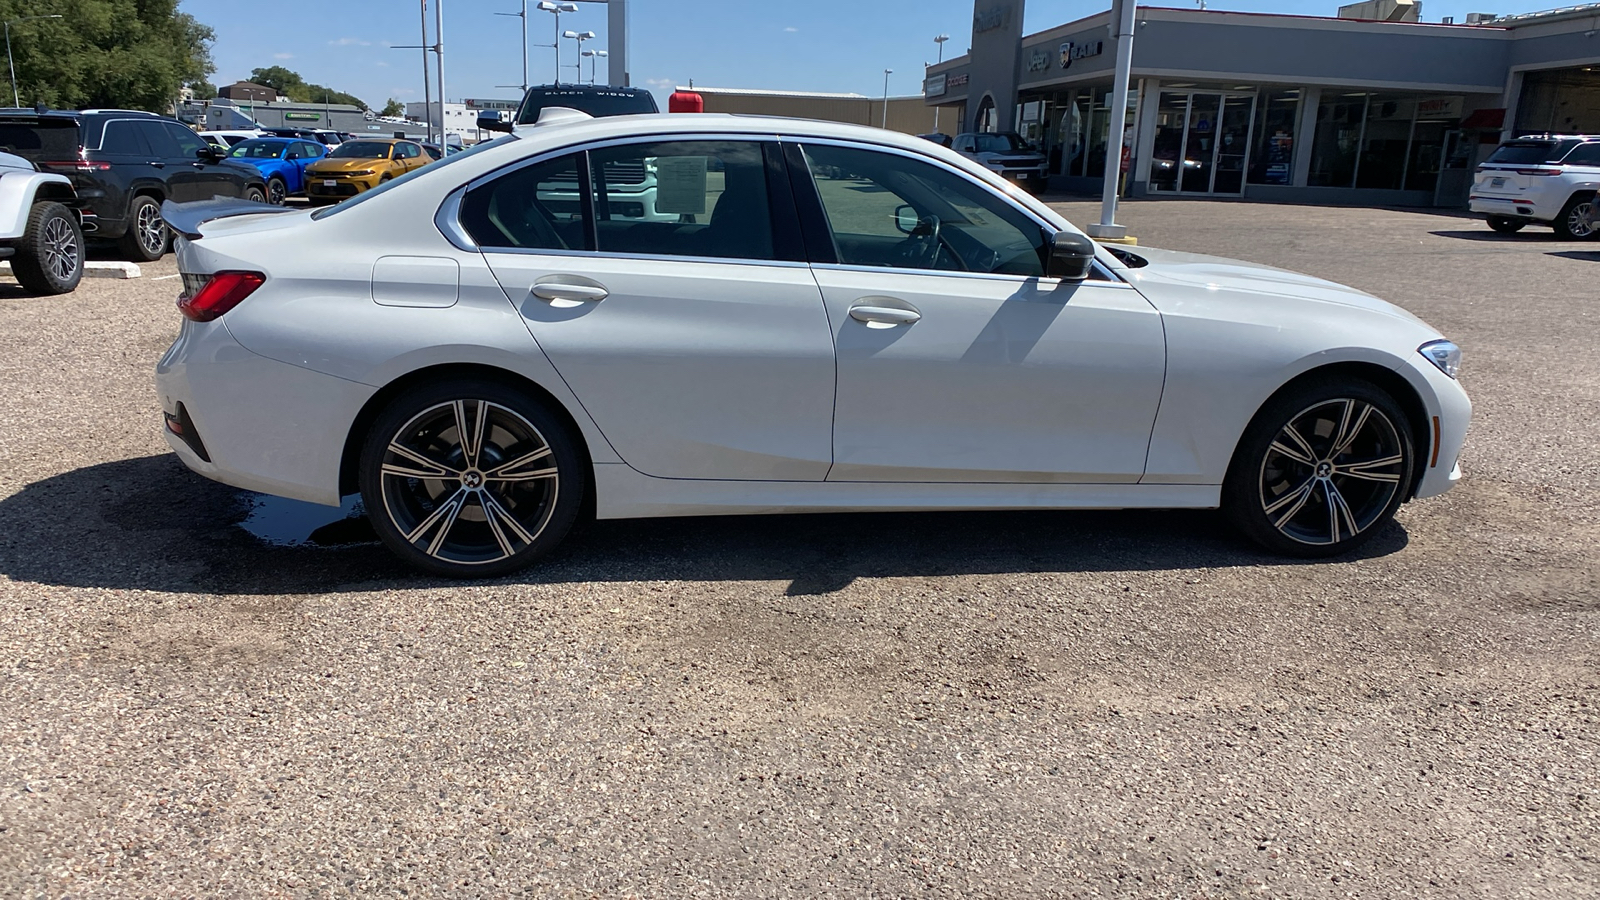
[419,0,432,143]
[495,1,529,93]
[435,0,448,153]
[931,34,948,133]
[5,14,62,108]
[536,2,578,85]
[881,69,892,129]
[563,30,595,80]
[583,49,607,84]
[1086,0,1137,241]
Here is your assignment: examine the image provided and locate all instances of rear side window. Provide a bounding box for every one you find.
[590,140,775,261]
[138,121,179,157]
[1487,140,1576,165]
[461,153,591,251]
[100,121,150,156]
[1564,142,1600,166]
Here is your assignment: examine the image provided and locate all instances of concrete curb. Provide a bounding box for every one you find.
[0,260,142,279]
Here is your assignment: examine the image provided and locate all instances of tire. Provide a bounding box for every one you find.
[118,194,168,261]
[1222,377,1416,558]
[265,176,287,205]
[378,173,392,184]
[1552,193,1597,240]
[358,379,586,577]
[243,184,267,204]
[10,201,83,295]
[1486,216,1525,235]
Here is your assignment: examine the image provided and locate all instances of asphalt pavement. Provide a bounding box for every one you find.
[0,201,1596,898]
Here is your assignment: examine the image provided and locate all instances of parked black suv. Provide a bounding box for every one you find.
[477,84,658,132]
[0,108,268,260]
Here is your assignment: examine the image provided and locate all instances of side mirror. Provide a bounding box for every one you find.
[1047,230,1097,281]
[196,145,225,161]
[893,204,920,235]
[477,110,513,133]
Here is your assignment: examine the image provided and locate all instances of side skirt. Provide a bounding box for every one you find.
[592,462,1221,520]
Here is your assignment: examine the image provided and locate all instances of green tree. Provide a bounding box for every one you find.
[247,66,367,110]
[3,0,214,111]
[379,98,405,118]
[189,80,217,100]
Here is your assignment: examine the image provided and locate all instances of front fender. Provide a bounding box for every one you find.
[0,172,74,240]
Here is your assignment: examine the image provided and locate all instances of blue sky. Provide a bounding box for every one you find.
[181,0,1569,109]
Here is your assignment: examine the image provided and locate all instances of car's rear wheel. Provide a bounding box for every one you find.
[1223,378,1415,557]
[119,195,168,261]
[1486,216,1525,235]
[358,379,585,577]
[1553,193,1597,240]
[11,201,83,295]
[266,176,287,205]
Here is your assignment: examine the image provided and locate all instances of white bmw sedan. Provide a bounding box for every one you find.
[156,112,1470,577]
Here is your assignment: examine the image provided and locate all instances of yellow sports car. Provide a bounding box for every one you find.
[303,138,432,204]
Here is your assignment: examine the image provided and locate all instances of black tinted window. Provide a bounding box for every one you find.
[166,124,207,158]
[99,120,148,155]
[461,153,591,251]
[1563,142,1600,166]
[138,121,179,157]
[515,88,657,124]
[0,122,79,160]
[1487,141,1575,165]
[590,140,774,261]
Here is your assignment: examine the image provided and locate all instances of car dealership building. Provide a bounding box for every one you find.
[925,2,1600,206]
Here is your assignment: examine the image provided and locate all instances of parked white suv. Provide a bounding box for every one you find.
[1469,134,1600,239]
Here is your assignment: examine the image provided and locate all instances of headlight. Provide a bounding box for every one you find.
[1419,340,1461,378]
[348,169,375,177]
[984,161,1007,172]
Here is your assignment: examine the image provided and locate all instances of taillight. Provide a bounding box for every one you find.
[177,271,265,322]
[1514,168,1561,176]
[40,160,112,172]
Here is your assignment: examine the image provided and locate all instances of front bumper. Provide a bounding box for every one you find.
[156,317,376,506]
[304,173,380,199]
[1408,356,1472,501]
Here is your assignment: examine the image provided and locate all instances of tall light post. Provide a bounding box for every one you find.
[6,14,61,108]
[393,1,435,142]
[931,33,949,133]
[435,0,448,153]
[582,49,608,85]
[536,1,578,84]
[562,30,595,80]
[495,1,529,94]
[881,69,893,129]
[1086,0,1137,241]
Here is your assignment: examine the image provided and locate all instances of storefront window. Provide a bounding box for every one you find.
[1309,94,1367,188]
[1406,121,1448,192]
[1514,67,1600,135]
[1355,95,1414,190]
[1247,90,1298,186]
[1063,86,1136,180]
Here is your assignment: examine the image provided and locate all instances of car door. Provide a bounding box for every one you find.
[465,139,836,481]
[288,141,324,192]
[396,141,425,173]
[790,140,1167,484]
[133,120,201,202]
[168,122,248,199]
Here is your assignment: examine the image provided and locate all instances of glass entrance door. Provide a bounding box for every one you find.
[1149,90,1256,195]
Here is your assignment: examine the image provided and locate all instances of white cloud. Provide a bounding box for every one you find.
[329,37,372,47]
[645,77,674,90]
[783,26,798,32]
[273,52,293,59]
[374,60,389,67]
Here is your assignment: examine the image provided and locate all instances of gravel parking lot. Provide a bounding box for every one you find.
[1,201,1596,898]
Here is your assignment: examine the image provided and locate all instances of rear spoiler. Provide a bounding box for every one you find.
[161,198,297,239]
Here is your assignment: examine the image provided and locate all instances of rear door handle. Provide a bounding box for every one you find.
[531,279,608,306]
[147,161,165,168]
[849,303,921,326]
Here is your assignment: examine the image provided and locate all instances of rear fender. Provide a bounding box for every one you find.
[0,172,74,240]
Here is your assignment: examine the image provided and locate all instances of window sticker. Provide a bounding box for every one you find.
[654,155,709,215]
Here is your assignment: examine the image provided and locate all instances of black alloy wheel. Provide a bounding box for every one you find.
[359,379,585,577]
[244,185,267,204]
[266,176,287,205]
[1224,379,1415,557]
[119,195,168,261]
[11,201,83,295]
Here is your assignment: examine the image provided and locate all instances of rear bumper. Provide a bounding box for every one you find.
[1468,194,1557,223]
[155,318,375,506]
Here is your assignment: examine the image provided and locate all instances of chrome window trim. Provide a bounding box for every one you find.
[461,243,812,271]
[434,130,1125,284]
[810,260,1129,287]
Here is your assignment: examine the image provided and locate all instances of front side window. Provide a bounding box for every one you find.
[589,140,775,261]
[460,152,590,251]
[800,143,1046,277]
[166,124,207,158]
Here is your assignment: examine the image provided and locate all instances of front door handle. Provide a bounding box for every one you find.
[147,161,166,169]
[531,279,608,306]
[849,303,921,326]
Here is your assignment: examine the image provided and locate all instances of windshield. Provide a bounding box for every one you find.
[972,133,1031,154]
[329,141,393,159]
[229,140,288,159]
[1487,140,1577,165]
[515,88,657,124]
[311,135,517,221]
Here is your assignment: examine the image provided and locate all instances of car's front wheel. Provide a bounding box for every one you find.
[11,201,83,295]
[1223,378,1415,557]
[1553,193,1597,240]
[1486,216,1525,235]
[358,379,586,577]
[244,184,267,204]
